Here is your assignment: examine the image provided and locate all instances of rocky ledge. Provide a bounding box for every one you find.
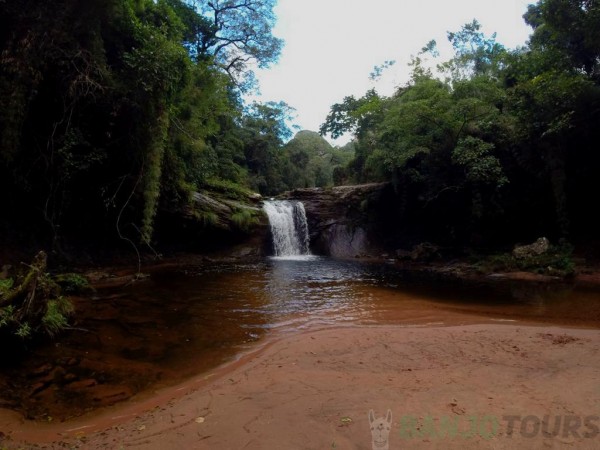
[282,183,393,258]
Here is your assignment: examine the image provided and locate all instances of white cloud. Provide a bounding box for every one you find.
[250,0,533,145]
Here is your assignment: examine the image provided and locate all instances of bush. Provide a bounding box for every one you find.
[0,252,75,340]
[53,273,92,294]
[477,242,575,277]
[42,296,74,337]
[0,278,14,294]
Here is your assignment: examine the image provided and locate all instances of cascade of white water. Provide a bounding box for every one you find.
[263,200,311,256]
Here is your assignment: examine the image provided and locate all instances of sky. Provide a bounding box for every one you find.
[249,0,534,145]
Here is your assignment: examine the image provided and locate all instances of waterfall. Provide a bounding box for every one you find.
[263,200,311,257]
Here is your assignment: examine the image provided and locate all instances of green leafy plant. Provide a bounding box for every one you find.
[42,296,74,337]
[203,178,256,201]
[53,273,91,294]
[0,305,15,328]
[231,208,260,232]
[477,242,575,277]
[194,210,219,227]
[15,322,31,339]
[0,278,14,294]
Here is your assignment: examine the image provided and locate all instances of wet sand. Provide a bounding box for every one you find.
[2,323,599,449]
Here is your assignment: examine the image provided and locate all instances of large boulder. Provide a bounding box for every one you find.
[282,183,391,258]
[155,189,270,257]
[512,237,550,259]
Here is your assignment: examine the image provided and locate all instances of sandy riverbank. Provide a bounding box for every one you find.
[1,323,599,449]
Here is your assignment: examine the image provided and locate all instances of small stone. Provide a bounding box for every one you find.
[64,373,77,382]
[31,363,53,377]
[68,378,98,389]
[29,381,50,396]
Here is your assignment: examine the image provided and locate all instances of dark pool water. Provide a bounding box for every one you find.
[1,257,599,420]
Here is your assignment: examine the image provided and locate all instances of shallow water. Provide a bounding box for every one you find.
[1,257,599,420]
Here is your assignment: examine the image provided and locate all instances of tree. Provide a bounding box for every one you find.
[319,89,384,140]
[186,0,283,88]
[504,0,600,236]
[442,20,508,79]
[240,101,294,194]
[524,0,600,79]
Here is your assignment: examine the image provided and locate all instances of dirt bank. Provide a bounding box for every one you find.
[1,323,599,449]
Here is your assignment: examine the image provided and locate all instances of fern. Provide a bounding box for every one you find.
[42,296,74,337]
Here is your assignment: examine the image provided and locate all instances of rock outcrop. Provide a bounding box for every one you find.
[282,183,393,258]
[513,237,550,259]
[156,189,270,258]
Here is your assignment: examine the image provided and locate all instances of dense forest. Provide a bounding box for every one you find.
[0,0,350,262]
[1,0,599,260]
[321,2,600,250]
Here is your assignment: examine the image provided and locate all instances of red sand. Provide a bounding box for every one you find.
[2,323,600,449]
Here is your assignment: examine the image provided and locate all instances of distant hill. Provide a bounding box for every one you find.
[281,130,354,188]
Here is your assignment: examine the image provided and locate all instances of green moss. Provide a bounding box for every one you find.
[203,177,255,201]
[53,273,91,294]
[231,208,260,232]
[476,243,575,277]
[194,210,218,227]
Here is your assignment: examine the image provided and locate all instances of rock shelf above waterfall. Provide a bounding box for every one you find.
[280,183,393,258]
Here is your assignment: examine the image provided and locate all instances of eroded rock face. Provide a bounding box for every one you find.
[321,224,369,258]
[282,183,393,258]
[156,189,270,257]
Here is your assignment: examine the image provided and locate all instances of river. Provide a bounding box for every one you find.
[1,256,599,421]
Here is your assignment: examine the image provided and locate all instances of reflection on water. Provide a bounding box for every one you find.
[2,257,600,420]
[132,256,600,343]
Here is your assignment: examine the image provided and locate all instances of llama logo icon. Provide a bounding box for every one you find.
[368,409,393,450]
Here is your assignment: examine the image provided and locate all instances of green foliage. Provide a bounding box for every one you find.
[239,101,295,195]
[524,0,600,77]
[0,0,287,253]
[197,0,283,88]
[281,130,352,189]
[195,210,219,227]
[53,273,91,294]
[141,112,170,243]
[0,252,75,341]
[320,4,600,246]
[1,0,599,259]
[320,89,384,140]
[0,278,14,294]
[478,243,575,277]
[443,19,508,79]
[0,305,16,328]
[42,296,74,337]
[15,322,32,339]
[452,137,507,186]
[230,208,260,232]
[202,177,256,201]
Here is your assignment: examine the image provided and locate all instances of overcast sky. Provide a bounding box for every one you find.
[249,0,534,145]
